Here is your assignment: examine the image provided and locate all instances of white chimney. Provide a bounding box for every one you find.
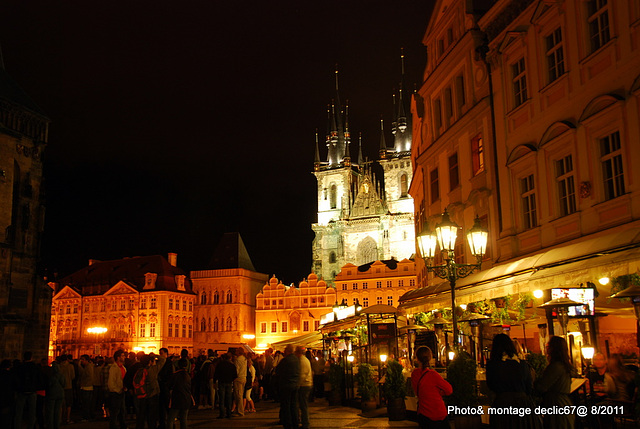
[168,253,177,267]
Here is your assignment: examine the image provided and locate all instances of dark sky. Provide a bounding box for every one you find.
[1,0,432,285]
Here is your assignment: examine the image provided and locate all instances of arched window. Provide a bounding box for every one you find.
[329,251,336,264]
[226,291,232,303]
[330,184,337,209]
[213,318,218,332]
[400,173,408,197]
[226,317,232,331]
[200,292,207,305]
[213,291,219,304]
[200,318,206,331]
[357,236,378,265]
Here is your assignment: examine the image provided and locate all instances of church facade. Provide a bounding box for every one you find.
[311,66,416,284]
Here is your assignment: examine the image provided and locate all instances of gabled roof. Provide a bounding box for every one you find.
[208,232,256,271]
[58,255,193,295]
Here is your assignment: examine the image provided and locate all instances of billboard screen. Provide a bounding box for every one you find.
[551,287,595,316]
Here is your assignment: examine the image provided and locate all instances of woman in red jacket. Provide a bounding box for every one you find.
[411,346,453,429]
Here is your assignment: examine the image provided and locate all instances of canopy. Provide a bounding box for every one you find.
[270,332,323,351]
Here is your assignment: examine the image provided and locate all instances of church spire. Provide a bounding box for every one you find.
[314,130,321,171]
[393,49,411,153]
[379,117,387,159]
[357,133,364,166]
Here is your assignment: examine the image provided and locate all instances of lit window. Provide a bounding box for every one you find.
[556,155,577,216]
[512,57,527,107]
[546,28,564,83]
[471,135,484,175]
[261,322,267,333]
[449,153,459,191]
[150,323,156,337]
[521,174,537,229]
[140,324,146,337]
[600,131,625,200]
[587,0,610,52]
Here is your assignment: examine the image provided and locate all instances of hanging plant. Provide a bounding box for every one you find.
[514,292,534,321]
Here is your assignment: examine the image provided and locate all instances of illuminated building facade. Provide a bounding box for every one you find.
[335,259,417,309]
[0,67,51,360]
[49,254,196,358]
[311,67,415,284]
[192,233,268,354]
[255,274,336,349]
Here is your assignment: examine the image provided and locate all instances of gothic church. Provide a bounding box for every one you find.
[312,60,415,284]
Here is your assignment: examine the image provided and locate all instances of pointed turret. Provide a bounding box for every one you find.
[314,130,321,171]
[379,117,387,159]
[393,49,412,153]
[357,133,364,166]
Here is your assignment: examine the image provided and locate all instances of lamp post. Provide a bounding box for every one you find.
[417,211,488,350]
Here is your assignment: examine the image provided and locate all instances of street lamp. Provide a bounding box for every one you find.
[417,211,488,349]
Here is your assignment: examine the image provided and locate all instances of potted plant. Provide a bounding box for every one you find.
[446,351,481,429]
[327,362,344,405]
[382,359,407,421]
[355,363,377,412]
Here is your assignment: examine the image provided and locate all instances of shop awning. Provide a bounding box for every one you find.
[319,315,360,333]
[399,227,640,313]
[270,332,323,351]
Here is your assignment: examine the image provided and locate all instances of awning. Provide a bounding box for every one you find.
[319,315,360,333]
[270,332,323,351]
[399,227,640,313]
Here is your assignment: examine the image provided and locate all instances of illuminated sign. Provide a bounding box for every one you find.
[320,312,335,325]
[336,305,356,320]
[551,288,595,316]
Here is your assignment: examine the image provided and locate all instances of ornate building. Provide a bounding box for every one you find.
[0,66,51,360]
[312,65,416,284]
[335,259,417,309]
[255,274,336,350]
[191,233,268,354]
[49,254,196,358]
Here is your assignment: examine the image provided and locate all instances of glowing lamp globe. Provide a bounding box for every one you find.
[435,210,459,252]
[466,216,488,258]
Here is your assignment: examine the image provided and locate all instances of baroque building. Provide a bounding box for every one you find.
[0,65,50,360]
[49,254,196,358]
[255,274,335,350]
[404,0,640,355]
[191,233,268,354]
[312,66,416,284]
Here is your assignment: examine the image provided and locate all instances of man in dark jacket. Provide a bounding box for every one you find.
[213,352,237,419]
[13,351,42,429]
[167,358,192,429]
[277,345,301,429]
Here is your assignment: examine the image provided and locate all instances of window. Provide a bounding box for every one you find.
[213,318,219,332]
[319,297,324,303]
[175,299,180,310]
[73,303,78,314]
[342,284,347,291]
[271,322,277,333]
[521,174,538,229]
[169,299,173,310]
[120,300,125,310]
[101,301,106,312]
[150,323,156,337]
[200,292,207,305]
[329,251,336,263]
[363,282,368,289]
[183,324,187,337]
[330,184,337,209]
[282,322,288,333]
[600,131,625,200]
[386,280,392,288]
[430,168,440,203]
[512,57,527,107]
[140,324,146,337]
[388,296,393,306]
[311,297,316,304]
[226,291,232,304]
[188,301,192,312]
[556,155,577,216]
[376,281,382,288]
[352,283,358,290]
[410,279,416,287]
[303,298,308,304]
[588,0,610,52]
[471,135,485,175]
[455,74,466,110]
[303,321,309,332]
[188,325,192,338]
[169,323,174,337]
[444,87,453,125]
[261,322,267,333]
[434,98,442,132]
[213,292,220,304]
[140,298,147,309]
[400,174,408,197]
[314,320,320,330]
[150,297,157,309]
[363,297,369,307]
[399,280,404,287]
[376,296,383,305]
[545,27,564,83]
[182,300,187,311]
[272,299,276,306]
[449,153,459,190]
[200,319,206,331]
[110,301,116,311]
[84,303,89,313]
[279,299,283,305]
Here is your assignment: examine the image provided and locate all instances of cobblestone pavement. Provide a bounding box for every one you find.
[67,399,420,428]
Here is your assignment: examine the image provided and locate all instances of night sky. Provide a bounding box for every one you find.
[1,1,432,285]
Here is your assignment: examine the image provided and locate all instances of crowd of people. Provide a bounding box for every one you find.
[4,344,327,429]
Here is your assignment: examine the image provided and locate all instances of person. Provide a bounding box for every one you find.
[311,350,325,400]
[108,349,128,429]
[0,359,14,425]
[486,334,541,429]
[244,356,256,412]
[411,346,452,429]
[157,348,173,429]
[277,344,301,429]
[587,353,616,402]
[534,336,575,429]
[263,348,274,400]
[78,354,95,422]
[296,346,313,429]
[167,358,192,429]
[59,353,75,425]
[200,349,216,410]
[46,360,66,429]
[214,352,237,419]
[607,353,636,402]
[232,347,247,416]
[101,357,114,419]
[13,350,41,429]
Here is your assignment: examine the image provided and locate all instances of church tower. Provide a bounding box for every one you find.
[312,56,415,285]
